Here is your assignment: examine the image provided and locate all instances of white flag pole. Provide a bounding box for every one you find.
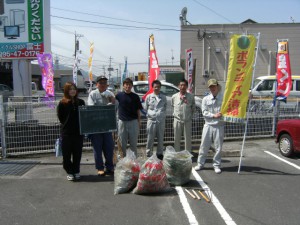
[238,32,261,174]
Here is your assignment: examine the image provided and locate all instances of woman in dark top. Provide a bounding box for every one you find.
[57,82,85,181]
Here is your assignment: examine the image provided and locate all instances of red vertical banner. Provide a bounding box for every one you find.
[142,34,160,101]
[186,48,193,93]
[276,40,292,100]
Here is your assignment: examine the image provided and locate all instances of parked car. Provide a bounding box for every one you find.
[0,84,13,102]
[276,119,300,157]
[132,81,202,119]
[251,75,300,98]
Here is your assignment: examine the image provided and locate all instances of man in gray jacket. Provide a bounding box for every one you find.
[195,79,224,174]
[145,80,167,159]
[171,79,195,152]
[87,75,115,176]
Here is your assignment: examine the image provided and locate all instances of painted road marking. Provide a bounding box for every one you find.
[264,151,300,170]
[192,169,237,225]
[175,186,199,225]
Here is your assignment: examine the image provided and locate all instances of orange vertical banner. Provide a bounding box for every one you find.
[88,42,94,92]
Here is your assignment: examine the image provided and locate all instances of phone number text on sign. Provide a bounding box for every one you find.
[0,42,44,59]
[0,51,41,58]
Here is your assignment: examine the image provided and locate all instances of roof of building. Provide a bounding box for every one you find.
[241,19,257,24]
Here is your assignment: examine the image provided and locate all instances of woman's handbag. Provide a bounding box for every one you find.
[55,137,62,157]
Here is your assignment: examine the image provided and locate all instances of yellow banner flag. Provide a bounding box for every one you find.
[88,42,94,81]
[221,34,256,123]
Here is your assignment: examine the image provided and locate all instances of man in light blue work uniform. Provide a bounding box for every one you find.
[195,79,224,174]
[87,75,115,176]
[145,80,167,160]
[171,79,195,152]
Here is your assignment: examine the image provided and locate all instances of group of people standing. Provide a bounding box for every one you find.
[56,76,225,181]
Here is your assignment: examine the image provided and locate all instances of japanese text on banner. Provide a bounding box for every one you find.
[221,35,256,123]
[276,40,292,101]
[186,48,194,93]
[142,34,160,101]
[37,53,55,97]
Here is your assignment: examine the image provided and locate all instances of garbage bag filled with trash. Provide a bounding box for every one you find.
[133,154,171,195]
[163,146,193,186]
[114,149,141,195]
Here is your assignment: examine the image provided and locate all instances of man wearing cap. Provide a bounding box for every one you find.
[171,78,195,152]
[195,78,224,174]
[87,75,115,176]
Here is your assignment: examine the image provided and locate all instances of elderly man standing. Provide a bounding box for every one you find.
[171,79,195,152]
[145,80,167,160]
[87,75,115,176]
[195,79,224,174]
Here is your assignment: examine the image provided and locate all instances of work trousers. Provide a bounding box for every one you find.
[118,119,139,156]
[197,124,224,168]
[90,133,114,171]
[61,134,83,174]
[146,119,165,156]
[173,118,192,152]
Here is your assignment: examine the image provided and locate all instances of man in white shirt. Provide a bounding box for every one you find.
[195,79,224,174]
[87,75,115,176]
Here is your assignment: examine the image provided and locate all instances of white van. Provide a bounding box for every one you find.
[251,75,300,98]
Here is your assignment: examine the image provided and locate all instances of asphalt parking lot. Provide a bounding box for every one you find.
[0,138,300,225]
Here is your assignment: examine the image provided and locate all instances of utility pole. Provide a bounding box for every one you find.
[107,56,114,87]
[73,31,83,85]
[102,65,106,76]
[74,31,83,58]
[54,55,59,70]
[171,49,174,65]
[119,63,122,88]
[116,68,119,88]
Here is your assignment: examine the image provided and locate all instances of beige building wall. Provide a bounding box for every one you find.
[180,22,300,96]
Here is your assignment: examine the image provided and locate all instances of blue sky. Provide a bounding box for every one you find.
[50,0,300,77]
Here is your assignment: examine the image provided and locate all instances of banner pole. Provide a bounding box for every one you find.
[238,32,261,174]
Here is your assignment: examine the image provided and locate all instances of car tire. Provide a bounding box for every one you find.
[278,134,294,157]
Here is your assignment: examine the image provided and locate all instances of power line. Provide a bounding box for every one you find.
[51,15,181,31]
[191,0,236,24]
[51,7,178,28]
[51,23,159,31]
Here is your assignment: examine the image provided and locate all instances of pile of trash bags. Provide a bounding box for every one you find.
[114,146,193,195]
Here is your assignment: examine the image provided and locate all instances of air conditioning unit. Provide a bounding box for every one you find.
[203,69,209,77]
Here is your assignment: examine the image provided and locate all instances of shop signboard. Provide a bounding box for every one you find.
[0,0,49,59]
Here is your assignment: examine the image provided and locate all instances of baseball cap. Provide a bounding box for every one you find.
[96,76,108,83]
[207,79,218,87]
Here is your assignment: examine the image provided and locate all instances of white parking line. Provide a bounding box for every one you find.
[192,169,237,225]
[264,151,300,170]
[175,186,199,225]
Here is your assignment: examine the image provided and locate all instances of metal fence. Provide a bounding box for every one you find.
[0,96,299,157]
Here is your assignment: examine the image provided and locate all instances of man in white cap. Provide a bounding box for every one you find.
[195,78,224,174]
[87,75,115,176]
